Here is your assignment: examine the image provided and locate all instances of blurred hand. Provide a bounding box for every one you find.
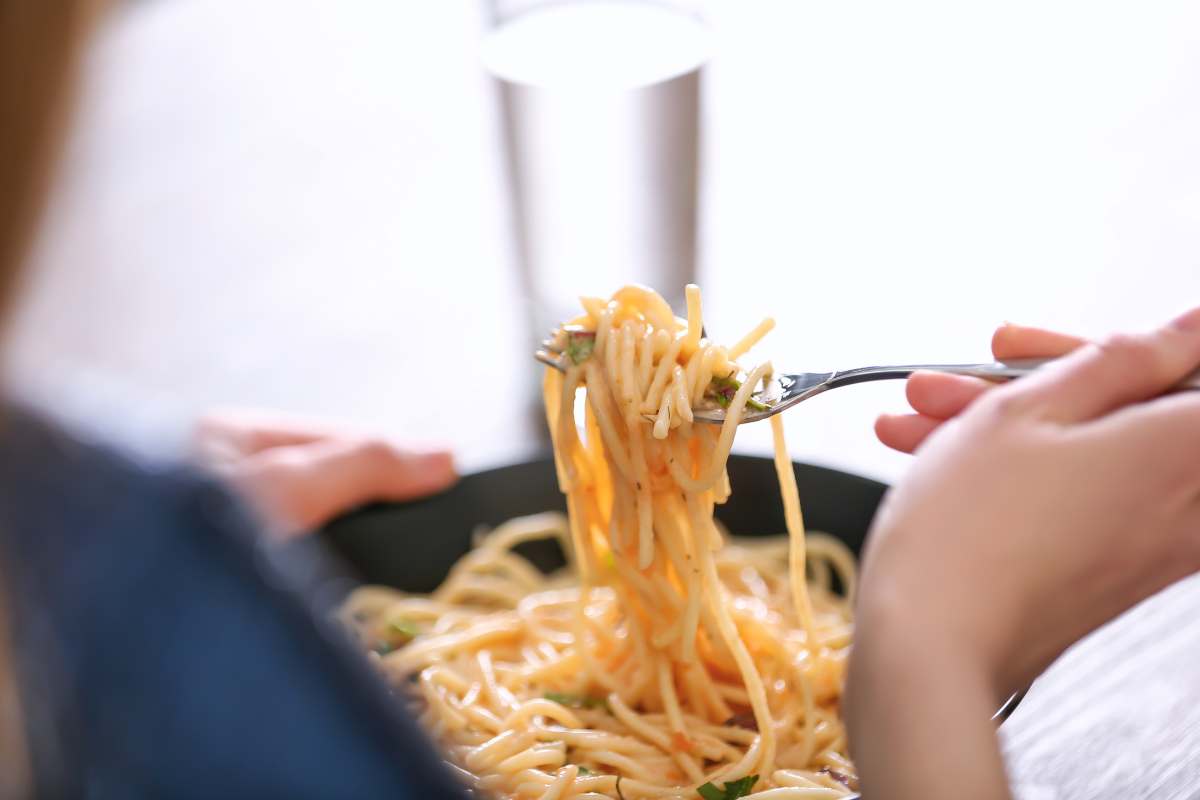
[875,324,1087,453]
[848,309,1200,800]
[193,410,457,539]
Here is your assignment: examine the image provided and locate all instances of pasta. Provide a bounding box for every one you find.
[342,286,858,799]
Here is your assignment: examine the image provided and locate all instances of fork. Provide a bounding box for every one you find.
[535,343,1200,425]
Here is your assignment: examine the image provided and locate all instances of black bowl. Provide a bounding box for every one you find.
[322,454,887,591]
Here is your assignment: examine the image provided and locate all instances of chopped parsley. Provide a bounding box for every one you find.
[544,692,609,711]
[372,617,420,654]
[697,774,759,800]
[388,618,420,639]
[565,330,596,365]
[704,375,769,412]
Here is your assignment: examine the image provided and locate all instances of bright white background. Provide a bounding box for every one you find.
[7,2,1200,797]
[9,1,1200,484]
[10,0,1200,483]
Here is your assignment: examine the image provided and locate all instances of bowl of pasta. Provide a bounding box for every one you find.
[326,454,886,798]
[323,285,1020,800]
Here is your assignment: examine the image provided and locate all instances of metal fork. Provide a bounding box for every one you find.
[535,342,1200,425]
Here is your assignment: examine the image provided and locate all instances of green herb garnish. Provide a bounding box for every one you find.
[389,618,420,639]
[704,376,770,412]
[544,692,608,711]
[576,766,591,776]
[697,774,759,800]
[565,330,596,365]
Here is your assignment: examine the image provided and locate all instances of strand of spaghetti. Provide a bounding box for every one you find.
[458,703,504,735]
[580,295,607,322]
[770,771,832,788]
[666,362,772,493]
[655,657,688,740]
[555,364,589,490]
[770,413,816,647]
[651,325,673,359]
[568,585,620,694]
[671,365,693,423]
[692,346,721,405]
[530,725,661,754]
[607,692,704,784]
[593,307,615,361]
[618,321,639,409]
[652,383,673,440]
[743,789,843,799]
[495,745,566,773]
[617,343,657,568]
[436,575,527,608]
[709,345,734,380]
[657,493,702,661]
[715,467,732,504]
[604,311,622,388]
[794,654,818,767]
[684,342,704,399]
[542,367,569,489]
[385,617,520,674]
[501,700,583,729]
[684,661,732,722]
[641,335,684,413]
[806,535,858,605]
[465,730,535,772]
[424,665,472,694]
[686,490,776,779]
[637,328,656,397]
[729,317,776,360]
[483,522,570,567]
[581,361,636,480]
[536,765,579,800]
[684,283,702,356]
[419,673,468,730]
[587,749,667,784]
[612,285,676,332]
[477,650,520,712]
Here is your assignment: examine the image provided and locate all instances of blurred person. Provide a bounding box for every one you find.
[0,2,465,797]
[5,3,1200,800]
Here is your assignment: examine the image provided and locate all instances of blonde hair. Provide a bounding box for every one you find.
[1,1,103,795]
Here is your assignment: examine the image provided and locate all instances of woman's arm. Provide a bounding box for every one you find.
[849,607,1010,800]
[848,309,1200,799]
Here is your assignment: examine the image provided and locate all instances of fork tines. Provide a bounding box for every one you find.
[535,334,567,372]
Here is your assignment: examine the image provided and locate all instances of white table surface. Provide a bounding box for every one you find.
[8,2,1200,797]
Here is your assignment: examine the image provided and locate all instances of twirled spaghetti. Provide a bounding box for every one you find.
[343,286,858,799]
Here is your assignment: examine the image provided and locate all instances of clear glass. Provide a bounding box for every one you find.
[482,0,711,345]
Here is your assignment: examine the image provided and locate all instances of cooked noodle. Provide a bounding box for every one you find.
[343,286,858,798]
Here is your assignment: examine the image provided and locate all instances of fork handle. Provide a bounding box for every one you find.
[829,358,1200,390]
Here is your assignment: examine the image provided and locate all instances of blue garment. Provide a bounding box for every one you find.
[0,411,467,798]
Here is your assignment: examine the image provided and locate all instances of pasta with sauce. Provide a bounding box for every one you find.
[343,285,858,799]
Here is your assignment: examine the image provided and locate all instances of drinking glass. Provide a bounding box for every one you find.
[482,0,711,346]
